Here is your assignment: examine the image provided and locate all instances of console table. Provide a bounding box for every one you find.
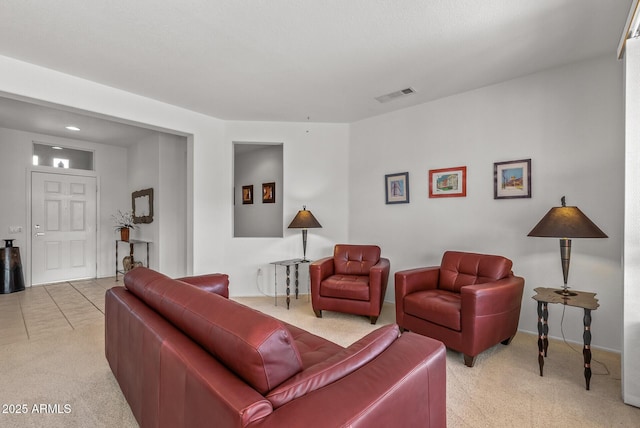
[270,258,310,309]
[532,287,599,390]
[115,239,151,281]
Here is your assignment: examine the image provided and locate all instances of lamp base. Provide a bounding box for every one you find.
[554,288,578,297]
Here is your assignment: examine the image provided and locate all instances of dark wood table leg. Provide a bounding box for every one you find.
[285,265,291,310]
[538,302,546,376]
[294,264,299,299]
[537,301,548,376]
[115,241,119,281]
[583,308,592,390]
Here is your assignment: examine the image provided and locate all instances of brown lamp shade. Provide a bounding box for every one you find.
[527,206,607,238]
[288,206,322,229]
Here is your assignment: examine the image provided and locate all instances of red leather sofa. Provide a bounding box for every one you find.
[106,267,446,427]
[395,251,525,367]
[310,244,390,324]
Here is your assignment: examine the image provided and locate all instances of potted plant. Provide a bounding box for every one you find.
[112,210,137,241]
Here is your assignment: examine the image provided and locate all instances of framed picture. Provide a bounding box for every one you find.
[262,182,275,203]
[242,185,253,204]
[429,166,467,198]
[494,159,531,199]
[385,172,410,204]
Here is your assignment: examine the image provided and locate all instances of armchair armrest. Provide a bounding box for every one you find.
[368,257,391,300]
[460,275,525,318]
[309,256,334,284]
[394,266,440,298]
[460,275,525,353]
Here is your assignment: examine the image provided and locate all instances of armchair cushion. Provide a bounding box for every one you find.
[404,290,461,331]
[333,245,381,275]
[439,250,513,292]
[320,274,371,301]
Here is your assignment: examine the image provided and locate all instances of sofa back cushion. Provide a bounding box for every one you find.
[439,251,513,293]
[124,267,303,394]
[333,244,381,276]
[265,324,399,408]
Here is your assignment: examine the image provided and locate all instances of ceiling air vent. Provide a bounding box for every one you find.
[375,87,416,103]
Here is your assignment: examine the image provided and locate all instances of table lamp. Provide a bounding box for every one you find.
[527,196,607,296]
[288,205,322,262]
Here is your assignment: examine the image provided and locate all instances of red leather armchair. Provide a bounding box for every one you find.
[310,244,390,324]
[395,251,525,367]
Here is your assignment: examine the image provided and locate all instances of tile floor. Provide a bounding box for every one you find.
[0,277,119,346]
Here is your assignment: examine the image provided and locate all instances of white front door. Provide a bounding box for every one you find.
[31,172,97,285]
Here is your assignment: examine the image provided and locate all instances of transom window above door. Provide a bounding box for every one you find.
[32,142,94,171]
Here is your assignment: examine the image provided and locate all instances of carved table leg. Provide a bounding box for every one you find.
[295,264,299,300]
[537,301,549,376]
[285,265,291,310]
[583,308,592,390]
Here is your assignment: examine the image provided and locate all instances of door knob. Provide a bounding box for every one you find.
[35,232,45,237]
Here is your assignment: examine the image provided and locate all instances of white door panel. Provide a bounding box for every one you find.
[32,172,97,285]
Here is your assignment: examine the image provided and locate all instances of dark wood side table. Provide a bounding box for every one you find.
[115,239,151,281]
[532,287,599,390]
[270,258,310,309]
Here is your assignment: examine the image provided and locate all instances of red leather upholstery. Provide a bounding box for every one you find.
[124,267,303,393]
[395,251,525,367]
[310,244,390,324]
[177,272,229,297]
[106,268,447,427]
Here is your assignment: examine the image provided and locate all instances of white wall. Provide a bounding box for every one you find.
[0,127,128,281]
[158,133,188,277]
[0,53,627,353]
[623,37,640,407]
[234,144,283,237]
[350,54,624,351]
[0,55,227,278]
[224,121,349,296]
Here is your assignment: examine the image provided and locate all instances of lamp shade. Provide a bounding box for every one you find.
[527,201,607,238]
[288,206,322,229]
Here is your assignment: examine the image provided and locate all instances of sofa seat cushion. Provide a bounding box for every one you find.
[404,289,461,331]
[124,267,303,394]
[320,275,370,301]
[285,323,343,369]
[265,324,399,408]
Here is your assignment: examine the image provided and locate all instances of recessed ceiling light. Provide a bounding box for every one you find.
[51,146,63,150]
[65,125,80,131]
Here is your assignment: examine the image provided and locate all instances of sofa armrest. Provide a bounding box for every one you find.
[249,332,446,428]
[177,273,229,298]
[266,324,399,408]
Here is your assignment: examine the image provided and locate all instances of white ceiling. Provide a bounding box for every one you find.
[0,0,632,142]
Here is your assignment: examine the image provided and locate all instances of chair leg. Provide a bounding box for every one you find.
[463,354,476,367]
[369,316,378,325]
[501,335,515,346]
[313,309,322,318]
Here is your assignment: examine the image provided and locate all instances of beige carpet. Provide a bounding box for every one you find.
[0,293,638,427]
